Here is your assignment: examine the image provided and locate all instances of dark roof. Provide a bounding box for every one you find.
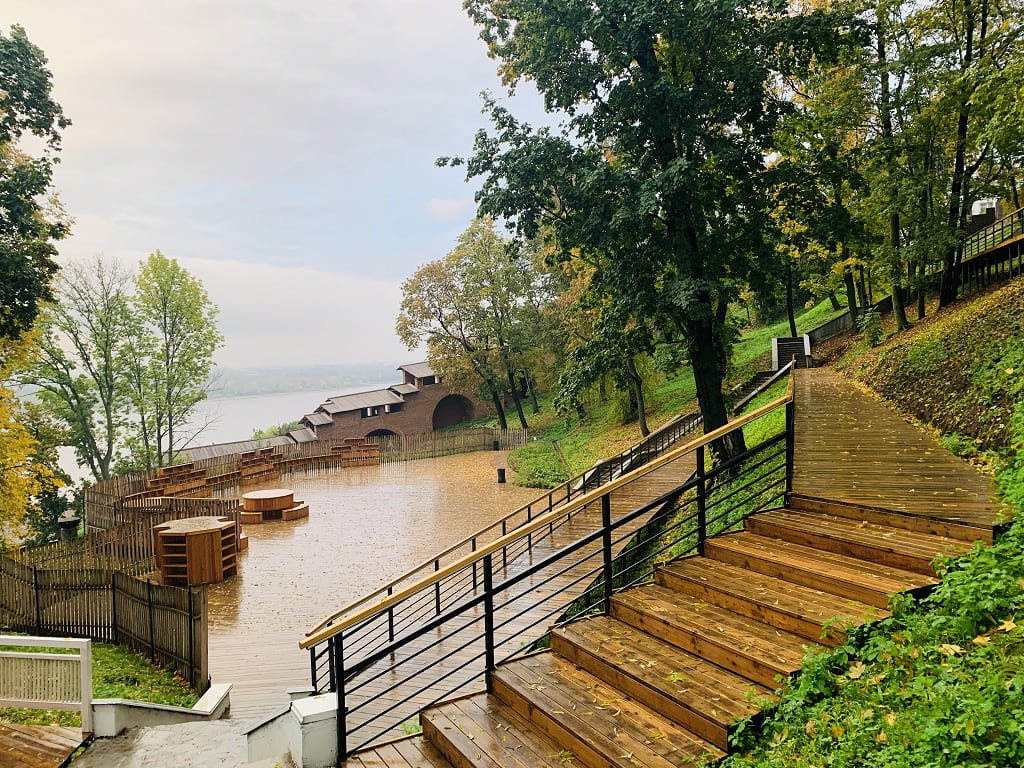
[320,389,405,414]
[302,412,333,426]
[288,427,318,443]
[398,361,434,379]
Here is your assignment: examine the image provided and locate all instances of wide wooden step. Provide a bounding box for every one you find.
[423,693,568,768]
[655,557,884,645]
[787,494,993,543]
[349,734,454,767]
[610,584,811,688]
[746,508,974,575]
[704,531,936,609]
[551,615,773,750]
[491,653,725,767]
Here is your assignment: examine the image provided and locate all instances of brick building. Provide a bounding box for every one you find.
[299,362,485,440]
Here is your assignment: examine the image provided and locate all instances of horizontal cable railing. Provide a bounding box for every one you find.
[964,206,1024,261]
[301,384,793,758]
[304,409,703,640]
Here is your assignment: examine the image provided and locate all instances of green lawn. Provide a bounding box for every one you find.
[0,638,198,727]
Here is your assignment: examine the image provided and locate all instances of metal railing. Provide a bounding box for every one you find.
[963,206,1024,261]
[300,387,793,759]
[303,409,703,641]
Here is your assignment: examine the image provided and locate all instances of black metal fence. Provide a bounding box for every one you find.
[301,392,792,758]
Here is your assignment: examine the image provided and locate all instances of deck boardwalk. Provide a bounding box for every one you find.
[341,368,1003,767]
[792,368,1002,527]
[340,450,698,750]
[0,724,83,768]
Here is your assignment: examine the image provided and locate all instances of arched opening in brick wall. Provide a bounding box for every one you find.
[365,429,399,438]
[432,395,474,430]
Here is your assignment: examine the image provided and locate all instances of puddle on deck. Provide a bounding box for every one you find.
[206,450,540,718]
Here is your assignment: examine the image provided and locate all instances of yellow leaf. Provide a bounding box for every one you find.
[997,618,1017,632]
[847,662,867,679]
[830,725,845,739]
[972,635,990,646]
[938,644,964,656]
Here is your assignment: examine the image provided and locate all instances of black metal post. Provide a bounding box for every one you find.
[696,446,707,556]
[332,635,347,762]
[483,554,495,691]
[601,494,613,613]
[309,647,318,692]
[387,586,395,642]
[434,560,441,615]
[501,521,507,570]
[785,399,796,495]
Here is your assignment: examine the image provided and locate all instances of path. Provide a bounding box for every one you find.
[792,368,1002,526]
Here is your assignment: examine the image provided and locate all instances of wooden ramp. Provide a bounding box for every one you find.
[343,369,1000,767]
[0,724,83,768]
[792,368,1002,529]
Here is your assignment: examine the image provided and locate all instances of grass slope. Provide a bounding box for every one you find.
[1,639,197,727]
[505,299,844,487]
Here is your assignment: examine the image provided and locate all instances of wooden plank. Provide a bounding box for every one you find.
[0,723,82,768]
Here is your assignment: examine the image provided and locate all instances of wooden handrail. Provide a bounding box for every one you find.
[300,388,793,649]
[300,408,697,630]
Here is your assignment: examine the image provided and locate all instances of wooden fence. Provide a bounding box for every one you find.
[0,560,208,692]
[371,428,530,464]
[21,498,240,570]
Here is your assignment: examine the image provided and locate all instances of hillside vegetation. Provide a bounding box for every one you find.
[725,277,1024,768]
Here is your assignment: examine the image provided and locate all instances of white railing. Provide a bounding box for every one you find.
[0,635,93,734]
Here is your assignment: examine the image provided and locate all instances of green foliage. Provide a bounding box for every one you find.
[252,421,301,440]
[507,439,568,488]
[0,25,70,347]
[857,308,883,347]
[0,639,197,727]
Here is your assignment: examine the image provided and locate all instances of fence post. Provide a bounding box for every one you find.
[331,635,347,762]
[188,586,196,690]
[601,493,613,613]
[785,398,796,495]
[434,560,441,615]
[483,553,495,691]
[147,579,156,661]
[111,572,119,644]
[696,446,707,556]
[387,586,395,642]
[33,566,42,634]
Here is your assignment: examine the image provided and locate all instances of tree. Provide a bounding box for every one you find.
[130,251,223,467]
[26,256,133,481]
[0,333,63,546]
[397,220,553,430]
[453,2,849,458]
[0,25,70,348]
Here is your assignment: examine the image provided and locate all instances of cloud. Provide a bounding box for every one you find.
[426,198,476,223]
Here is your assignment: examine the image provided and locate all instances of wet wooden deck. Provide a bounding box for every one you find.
[0,723,83,768]
[791,368,1002,528]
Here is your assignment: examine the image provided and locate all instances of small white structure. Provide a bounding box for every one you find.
[246,692,339,768]
[0,634,93,734]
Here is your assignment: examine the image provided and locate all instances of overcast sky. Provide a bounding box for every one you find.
[7,1,548,368]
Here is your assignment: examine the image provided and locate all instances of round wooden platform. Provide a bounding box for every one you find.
[241,489,294,513]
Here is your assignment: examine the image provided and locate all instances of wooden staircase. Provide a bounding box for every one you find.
[347,494,986,767]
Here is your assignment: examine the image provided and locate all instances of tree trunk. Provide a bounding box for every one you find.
[487,385,508,430]
[785,265,798,337]
[917,261,926,319]
[843,265,859,324]
[857,266,869,311]
[623,354,649,437]
[524,373,540,414]
[687,314,745,462]
[827,291,840,311]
